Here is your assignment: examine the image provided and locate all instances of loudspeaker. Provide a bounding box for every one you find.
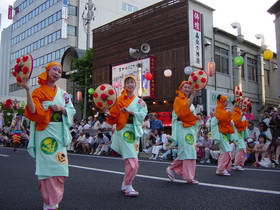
[140,43,150,54]
[129,48,140,58]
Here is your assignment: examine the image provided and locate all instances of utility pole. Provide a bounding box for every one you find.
[231,22,244,91]
[82,0,96,119]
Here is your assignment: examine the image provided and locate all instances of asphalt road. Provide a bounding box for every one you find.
[0,147,279,210]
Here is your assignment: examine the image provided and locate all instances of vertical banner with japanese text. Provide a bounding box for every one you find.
[189,9,202,69]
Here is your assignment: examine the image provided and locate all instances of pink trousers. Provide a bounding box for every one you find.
[124,158,139,185]
[38,176,65,207]
[169,159,196,182]
[234,149,246,167]
[217,152,232,173]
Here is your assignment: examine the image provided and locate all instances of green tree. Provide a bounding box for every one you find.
[69,49,94,118]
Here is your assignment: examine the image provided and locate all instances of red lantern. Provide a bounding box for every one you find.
[145,72,153,80]
[207,61,215,77]
[76,91,83,101]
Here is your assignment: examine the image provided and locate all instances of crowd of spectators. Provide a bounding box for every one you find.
[1,105,280,168]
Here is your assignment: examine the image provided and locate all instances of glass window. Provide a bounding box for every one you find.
[57,30,61,39]
[214,46,229,74]
[55,50,60,59]
[45,18,49,27]
[52,52,56,60]
[47,54,52,62]
[48,34,52,43]
[60,48,64,58]
[40,39,44,47]
[52,32,57,41]
[67,25,76,36]
[247,57,257,81]
[68,5,77,16]
[46,1,50,9]
[39,5,42,13]
[44,55,48,64]
[48,16,53,24]
[50,0,54,6]
[40,57,44,65]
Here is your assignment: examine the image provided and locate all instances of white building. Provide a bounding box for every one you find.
[0,0,162,99]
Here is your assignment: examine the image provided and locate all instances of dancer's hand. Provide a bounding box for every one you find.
[18,78,30,91]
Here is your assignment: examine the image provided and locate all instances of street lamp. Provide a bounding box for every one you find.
[255,33,266,106]
[231,22,244,90]
[81,0,96,119]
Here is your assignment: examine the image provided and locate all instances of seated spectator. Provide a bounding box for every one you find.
[258,121,272,143]
[93,132,111,155]
[197,131,213,164]
[160,138,178,160]
[150,130,169,160]
[246,138,255,163]
[75,132,91,154]
[247,121,260,142]
[252,134,269,166]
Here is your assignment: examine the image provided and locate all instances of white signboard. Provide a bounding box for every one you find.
[207,89,234,114]
[112,57,154,97]
[189,9,202,69]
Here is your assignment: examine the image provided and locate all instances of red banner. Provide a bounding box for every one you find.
[8,5,13,20]
[156,112,171,127]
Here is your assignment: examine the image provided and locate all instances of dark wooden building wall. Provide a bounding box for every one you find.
[92,0,190,111]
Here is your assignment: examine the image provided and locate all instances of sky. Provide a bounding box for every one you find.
[0,0,277,52]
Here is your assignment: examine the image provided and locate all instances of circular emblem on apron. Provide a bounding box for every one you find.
[52,112,61,122]
[40,137,58,155]
[185,134,194,145]
[123,131,135,143]
[55,152,68,164]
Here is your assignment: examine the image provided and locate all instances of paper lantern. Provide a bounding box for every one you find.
[88,88,94,95]
[207,61,215,77]
[164,69,172,77]
[184,66,193,75]
[145,72,153,80]
[76,91,83,101]
[234,56,244,67]
[263,49,273,60]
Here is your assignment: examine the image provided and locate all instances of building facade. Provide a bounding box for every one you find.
[0,0,162,99]
[91,0,279,119]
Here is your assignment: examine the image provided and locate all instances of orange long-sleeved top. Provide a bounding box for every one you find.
[232,107,248,132]
[173,90,197,128]
[214,97,234,134]
[24,85,56,131]
[106,90,135,131]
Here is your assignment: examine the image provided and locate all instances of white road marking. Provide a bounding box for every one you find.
[69,164,280,195]
[68,153,280,173]
[0,154,10,157]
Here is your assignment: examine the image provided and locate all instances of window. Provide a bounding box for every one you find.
[52,52,56,60]
[55,50,60,59]
[67,25,77,36]
[68,5,77,16]
[264,69,270,86]
[214,46,229,74]
[48,34,52,43]
[247,57,257,81]
[47,53,52,62]
[57,30,61,39]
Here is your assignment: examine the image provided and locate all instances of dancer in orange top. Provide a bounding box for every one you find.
[212,95,234,176]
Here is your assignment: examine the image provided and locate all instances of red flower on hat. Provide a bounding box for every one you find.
[188,81,192,85]
[194,84,199,89]
[191,72,195,77]
[97,102,103,107]
[199,71,204,75]
[192,76,198,81]
[22,66,29,74]
[100,85,106,91]
[101,93,108,101]
[22,56,29,62]
[107,100,113,105]
[14,64,20,73]
[16,77,22,83]
[201,77,206,83]
[16,58,21,64]
[93,92,98,98]
[12,71,17,77]
[108,89,114,95]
